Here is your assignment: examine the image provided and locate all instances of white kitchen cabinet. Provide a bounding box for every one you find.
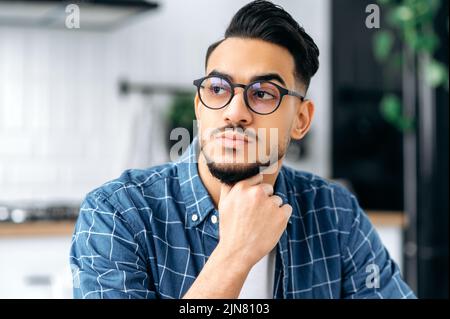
[0,236,73,298]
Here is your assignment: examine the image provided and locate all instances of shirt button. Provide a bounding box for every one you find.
[211,215,218,224]
[191,214,198,222]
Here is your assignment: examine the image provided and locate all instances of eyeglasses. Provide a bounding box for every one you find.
[193,75,305,115]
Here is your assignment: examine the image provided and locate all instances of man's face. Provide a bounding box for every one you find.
[195,37,311,185]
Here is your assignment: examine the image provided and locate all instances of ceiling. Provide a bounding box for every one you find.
[0,0,159,31]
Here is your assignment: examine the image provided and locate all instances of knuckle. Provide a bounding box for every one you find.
[266,185,274,195]
[284,204,293,215]
[271,195,281,206]
[252,186,265,197]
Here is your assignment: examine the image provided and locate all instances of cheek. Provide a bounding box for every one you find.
[257,117,292,147]
[197,110,220,136]
[280,114,296,141]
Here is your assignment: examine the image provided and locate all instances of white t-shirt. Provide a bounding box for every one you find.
[238,248,276,299]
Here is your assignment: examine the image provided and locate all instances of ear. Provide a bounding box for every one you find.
[194,93,200,120]
[290,100,315,140]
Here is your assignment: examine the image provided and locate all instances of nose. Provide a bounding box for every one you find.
[222,88,253,126]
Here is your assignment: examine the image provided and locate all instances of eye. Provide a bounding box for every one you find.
[209,85,227,95]
[207,80,232,96]
[253,90,275,100]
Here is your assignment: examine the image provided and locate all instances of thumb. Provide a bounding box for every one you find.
[219,182,232,202]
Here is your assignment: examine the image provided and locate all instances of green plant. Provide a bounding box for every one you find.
[166,93,196,148]
[373,0,448,132]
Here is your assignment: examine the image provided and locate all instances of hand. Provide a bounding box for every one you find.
[217,173,292,268]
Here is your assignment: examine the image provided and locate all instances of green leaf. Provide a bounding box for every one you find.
[404,28,419,50]
[393,5,414,23]
[380,94,402,122]
[397,116,415,132]
[415,32,439,53]
[373,31,395,62]
[425,60,448,88]
[380,94,415,132]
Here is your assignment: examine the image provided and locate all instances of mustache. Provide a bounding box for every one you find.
[208,124,258,141]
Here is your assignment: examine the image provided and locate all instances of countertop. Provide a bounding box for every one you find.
[0,211,406,237]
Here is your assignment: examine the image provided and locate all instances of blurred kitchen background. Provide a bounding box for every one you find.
[0,0,447,299]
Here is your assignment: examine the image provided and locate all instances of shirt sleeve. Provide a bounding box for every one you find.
[69,191,157,299]
[340,194,416,299]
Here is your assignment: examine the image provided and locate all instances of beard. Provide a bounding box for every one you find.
[206,161,262,186]
[200,127,289,186]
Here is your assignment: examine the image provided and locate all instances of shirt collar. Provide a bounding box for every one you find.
[176,137,295,227]
[176,137,216,228]
[273,167,294,225]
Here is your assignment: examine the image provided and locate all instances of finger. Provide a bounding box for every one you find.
[220,182,232,200]
[261,184,274,196]
[271,195,283,207]
[238,173,263,187]
[280,204,293,218]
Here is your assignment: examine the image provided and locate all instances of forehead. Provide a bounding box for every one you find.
[206,37,296,85]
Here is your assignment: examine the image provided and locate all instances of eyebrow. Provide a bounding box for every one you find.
[207,69,287,87]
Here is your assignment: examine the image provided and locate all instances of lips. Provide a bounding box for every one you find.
[216,131,249,142]
[213,131,251,148]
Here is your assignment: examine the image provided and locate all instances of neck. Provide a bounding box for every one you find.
[197,153,283,208]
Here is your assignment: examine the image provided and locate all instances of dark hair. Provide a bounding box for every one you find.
[205,0,319,90]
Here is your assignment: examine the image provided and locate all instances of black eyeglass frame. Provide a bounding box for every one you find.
[193,75,305,115]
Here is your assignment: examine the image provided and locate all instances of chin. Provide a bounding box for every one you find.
[204,146,250,164]
[206,162,261,186]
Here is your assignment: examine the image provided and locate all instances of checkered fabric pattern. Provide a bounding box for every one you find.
[69,138,416,299]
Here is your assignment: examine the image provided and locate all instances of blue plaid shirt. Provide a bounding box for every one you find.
[70,138,415,299]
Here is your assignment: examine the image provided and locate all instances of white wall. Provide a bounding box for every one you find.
[0,0,331,203]
[0,28,132,202]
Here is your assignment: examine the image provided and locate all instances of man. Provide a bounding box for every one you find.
[70,0,415,299]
